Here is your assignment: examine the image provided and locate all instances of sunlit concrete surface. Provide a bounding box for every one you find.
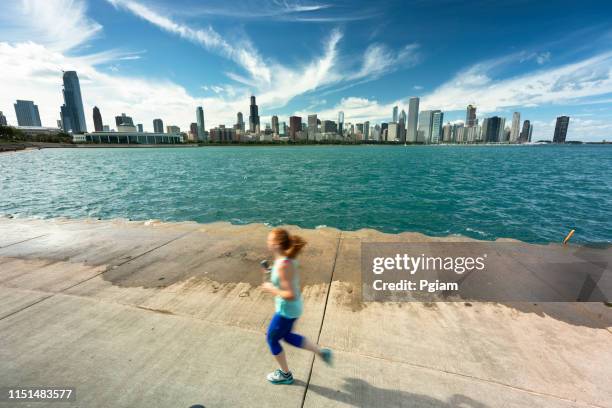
[0,217,610,408]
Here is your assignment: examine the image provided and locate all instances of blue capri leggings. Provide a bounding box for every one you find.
[266,313,305,355]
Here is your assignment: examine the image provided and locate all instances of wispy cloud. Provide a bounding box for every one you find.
[0,0,102,52]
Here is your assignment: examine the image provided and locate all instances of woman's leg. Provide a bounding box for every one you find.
[266,313,292,372]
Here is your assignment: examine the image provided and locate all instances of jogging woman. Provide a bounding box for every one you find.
[261,228,333,384]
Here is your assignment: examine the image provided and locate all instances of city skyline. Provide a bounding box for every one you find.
[1,0,612,141]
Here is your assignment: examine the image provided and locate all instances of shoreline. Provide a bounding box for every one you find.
[0,214,557,246]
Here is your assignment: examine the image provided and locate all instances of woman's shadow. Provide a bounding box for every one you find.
[296,377,489,408]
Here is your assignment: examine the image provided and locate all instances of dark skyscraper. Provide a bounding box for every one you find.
[93,106,102,132]
[153,118,164,133]
[553,116,570,143]
[289,116,301,141]
[249,95,260,133]
[519,120,531,143]
[60,71,87,133]
[237,112,244,131]
[482,116,503,143]
[271,115,279,135]
[466,104,477,127]
[115,113,134,128]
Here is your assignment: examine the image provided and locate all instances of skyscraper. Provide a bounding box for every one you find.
[153,118,164,133]
[553,116,570,143]
[137,124,144,133]
[482,116,503,143]
[510,112,520,142]
[417,110,434,143]
[364,121,370,140]
[337,111,344,136]
[430,111,444,144]
[398,110,406,142]
[307,114,318,140]
[271,115,279,135]
[392,106,398,123]
[406,97,419,143]
[519,120,531,143]
[14,100,41,126]
[466,104,477,127]
[249,96,260,133]
[115,113,134,128]
[0,111,7,126]
[289,116,301,141]
[60,71,87,133]
[237,112,245,132]
[93,106,103,132]
[196,106,205,141]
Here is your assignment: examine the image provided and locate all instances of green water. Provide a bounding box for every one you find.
[1,144,610,243]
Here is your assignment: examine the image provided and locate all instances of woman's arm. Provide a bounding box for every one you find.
[262,261,296,300]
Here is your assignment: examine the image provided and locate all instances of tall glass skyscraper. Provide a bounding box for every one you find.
[153,118,164,133]
[430,111,444,144]
[249,96,260,133]
[392,106,398,123]
[60,71,87,133]
[337,111,344,136]
[93,106,103,132]
[553,116,570,143]
[465,105,477,127]
[14,100,41,126]
[196,106,205,141]
[406,97,419,143]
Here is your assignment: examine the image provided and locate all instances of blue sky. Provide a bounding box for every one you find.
[1,0,612,141]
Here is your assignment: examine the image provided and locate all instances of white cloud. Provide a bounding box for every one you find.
[0,0,101,52]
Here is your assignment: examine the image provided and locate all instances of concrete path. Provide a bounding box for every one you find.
[0,218,610,407]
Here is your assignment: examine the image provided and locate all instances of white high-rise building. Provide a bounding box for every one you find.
[406,97,419,143]
[387,122,399,142]
[510,112,520,142]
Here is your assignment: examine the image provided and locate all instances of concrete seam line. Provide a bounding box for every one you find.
[301,231,343,408]
[330,349,606,408]
[0,294,54,322]
[0,234,48,249]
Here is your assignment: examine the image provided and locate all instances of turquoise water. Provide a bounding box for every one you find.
[1,145,611,243]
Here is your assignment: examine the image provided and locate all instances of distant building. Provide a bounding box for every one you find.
[392,106,398,123]
[510,112,520,142]
[93,106,103,132]
[196,106,205,141]
[442,123,452,143]
[85,131,181,144]
[249,96,260,133]
[417,110,434,143]
[553,116,570,143]
[519,120,532,143]
[60,71,87,133]
[279,121,287,136]
[466,104,477,127]
[307,114,318,140]
[153,118,164,133]
[406,97,419,143]
[115,113,134,128]
[137,124,144,133]
[337,111,344,136]
[289,116,302,141]
[271,115,279,135]
[430,111,444,144]
[209,125,236,142]
[102,125,110,132]
[14,100,41,127]
[387,122,399,142]
[482,116,504,143]
[364,120,370,140]
[166,125,180,134]
[398,111,406,142]
[236,112,245,132]
[117,124,137,132]
[189,122,198,141]
[0,111,7,126]
[321,120,337,134]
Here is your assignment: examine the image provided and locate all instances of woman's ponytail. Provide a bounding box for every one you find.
[270,228,307,259]
[285,234,306,259]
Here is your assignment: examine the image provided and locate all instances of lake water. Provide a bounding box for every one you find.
[1,145,610,243]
